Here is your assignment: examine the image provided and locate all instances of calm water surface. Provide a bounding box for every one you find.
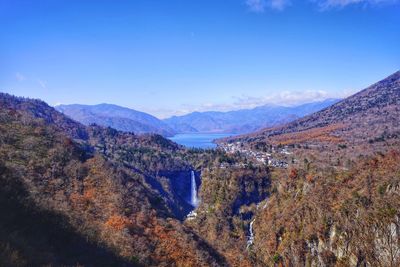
[169,133,236,149]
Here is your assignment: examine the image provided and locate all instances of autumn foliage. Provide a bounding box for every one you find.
[253,150,400,266]
[105,215,131,231]
[270,123,345,145]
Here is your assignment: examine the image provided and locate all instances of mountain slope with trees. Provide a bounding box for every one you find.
[219,71,400,266]
[0,93,272,266]
[1,71,400,267]
[228,71,400,151]
[56,103,176,136]
[0,94,227,266]
[250,150,400,266]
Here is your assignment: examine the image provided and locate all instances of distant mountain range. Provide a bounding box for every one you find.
[56,100,340,137]
[163,99,340,134]
[56,100,341,137]
[56,103,176,137]
[226,71,400,149]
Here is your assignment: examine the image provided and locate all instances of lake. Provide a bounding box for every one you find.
[168,133,237,149]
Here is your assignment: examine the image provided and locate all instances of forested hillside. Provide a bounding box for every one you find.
[1,71,399,267]
[0,93,271,266]
[228,71,400,151]
[250,150,400,266]
[218,71,400,266]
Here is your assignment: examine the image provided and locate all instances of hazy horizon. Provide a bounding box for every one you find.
[1,0,399,118]
[52,96,342,120]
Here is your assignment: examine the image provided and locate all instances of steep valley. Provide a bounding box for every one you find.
[0,93,271,266]
[1,72,400,267]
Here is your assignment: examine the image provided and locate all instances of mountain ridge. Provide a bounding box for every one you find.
[163,98,340,134]
[56,103,176,137]
[223,70,400,156]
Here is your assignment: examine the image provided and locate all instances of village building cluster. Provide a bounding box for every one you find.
[218,141,292,168]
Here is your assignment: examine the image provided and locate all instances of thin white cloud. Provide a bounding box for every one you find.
[149,89,354,118]
[246,0,397,11]
[143,103,238,119]
[235,89,351,107]
[313,0,398,9]
[246,0,267,12]
[246,0,290,12]
[269,0,291,10]
[15,72,26,81]
[37,79,47,89]
[234,90,333,108]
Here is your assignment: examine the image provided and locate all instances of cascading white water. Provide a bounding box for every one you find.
[190,170,199,207]
[247,219,255,249]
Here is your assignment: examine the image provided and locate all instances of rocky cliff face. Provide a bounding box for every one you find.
[185,166,271,267]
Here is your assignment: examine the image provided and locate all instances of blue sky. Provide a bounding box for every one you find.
[1,0,399,118]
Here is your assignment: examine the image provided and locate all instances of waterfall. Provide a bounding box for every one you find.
[247,219,255,249]
[190,170,199,207]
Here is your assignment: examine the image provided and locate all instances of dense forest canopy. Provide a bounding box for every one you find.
[1,71,400,267]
